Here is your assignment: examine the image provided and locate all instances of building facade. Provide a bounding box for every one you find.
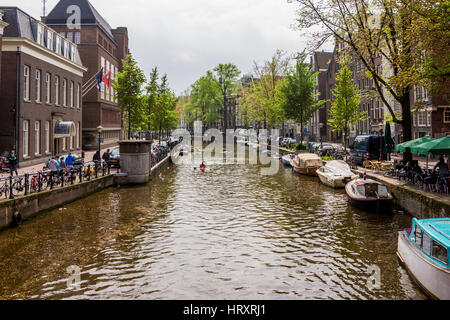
[0,7,86,167]
[45,0,129,150]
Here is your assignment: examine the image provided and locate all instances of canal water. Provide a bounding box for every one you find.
[0,151,426,300]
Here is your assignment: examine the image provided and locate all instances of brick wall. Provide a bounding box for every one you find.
[0,50,83,165]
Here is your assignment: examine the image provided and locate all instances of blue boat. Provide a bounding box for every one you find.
[281,154,294,167]
[397,218,450,300]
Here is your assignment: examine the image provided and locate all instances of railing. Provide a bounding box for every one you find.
[0,161,112,201]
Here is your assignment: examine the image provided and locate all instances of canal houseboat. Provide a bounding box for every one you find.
[345,178,393,213]
[317,160,359,189]
[397,218,450,300]
[290,153,323,177]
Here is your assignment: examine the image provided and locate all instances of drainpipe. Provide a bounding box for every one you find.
[15,46,20,161]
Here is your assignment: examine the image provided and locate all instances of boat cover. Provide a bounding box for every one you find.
[323,160,354,177]
[296,153,323,167]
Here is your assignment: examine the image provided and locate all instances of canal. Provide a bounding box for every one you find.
[0,151,426,300]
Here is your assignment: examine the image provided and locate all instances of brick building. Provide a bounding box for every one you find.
[45,0,129,150]
[0,7,86,167]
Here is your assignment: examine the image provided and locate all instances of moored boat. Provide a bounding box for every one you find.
[317,160,359,188]
[345,178,393,213]
[281,154,295,167]
[397,218,450,300]
[290,153,323,177]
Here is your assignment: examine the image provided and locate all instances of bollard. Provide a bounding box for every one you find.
[50,172,54,190]
[79,167,83,183]
[38,172,42,193]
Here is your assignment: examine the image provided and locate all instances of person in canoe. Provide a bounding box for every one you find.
[200,162,206,172]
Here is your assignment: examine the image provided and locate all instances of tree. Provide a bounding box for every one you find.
[145,67,160,131]
[328,63,366,154]
[190,71,222,129]
[294,0,440,161]
[278,52,324,146]
[147,74,179,142]
[213,64,241,130]
[113,54,146,139]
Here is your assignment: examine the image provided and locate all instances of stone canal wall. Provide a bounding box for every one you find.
[0,175,114,231]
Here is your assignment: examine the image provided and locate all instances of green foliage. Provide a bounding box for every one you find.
[328,63,366,150]
[190,71,222,125]
[277,52,325,143]
[113,54,146,137]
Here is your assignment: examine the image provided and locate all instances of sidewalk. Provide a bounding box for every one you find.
[0,146,119,178]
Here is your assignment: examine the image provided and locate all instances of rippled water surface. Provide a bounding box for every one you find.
[0,153,426,299]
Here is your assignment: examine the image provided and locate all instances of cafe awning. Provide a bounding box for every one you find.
[54,121,75,138]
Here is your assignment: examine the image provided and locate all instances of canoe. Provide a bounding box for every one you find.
[345,178,393,213]
[397,218,450,300]
[290,153,323,177]
[317,160,359,188]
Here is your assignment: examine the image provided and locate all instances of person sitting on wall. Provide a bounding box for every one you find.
[48,157,59,173]
[66,152,75,168]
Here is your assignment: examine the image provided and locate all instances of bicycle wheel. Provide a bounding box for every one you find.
[12,181,23,196]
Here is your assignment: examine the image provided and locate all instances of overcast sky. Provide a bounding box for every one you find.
[8,0,325,95]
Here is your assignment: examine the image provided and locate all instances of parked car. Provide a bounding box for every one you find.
[349,135,387,166]
[318,144,334,157]
[108,148,120,168]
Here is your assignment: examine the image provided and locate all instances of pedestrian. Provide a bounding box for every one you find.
[8,150,18,176]
[66,152,75,168]
[48,157,59,172]
[60,157,66,169]
[433,156,449,179]
[102,149,111,164]
[93,151,101,163]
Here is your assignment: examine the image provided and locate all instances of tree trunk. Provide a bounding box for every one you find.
[400,91,413,163]
[128,109,131,140]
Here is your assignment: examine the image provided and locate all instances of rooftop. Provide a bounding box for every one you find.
[45,0,118,45]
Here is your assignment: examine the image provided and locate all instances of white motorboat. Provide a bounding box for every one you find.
[317,160,358,188]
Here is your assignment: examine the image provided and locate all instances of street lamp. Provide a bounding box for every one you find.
[97,125,103,165]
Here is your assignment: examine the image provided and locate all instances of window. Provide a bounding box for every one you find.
[46,73,51,104]
[414,226,422,247]
[47,30,53,50]
[444,110,450,123]
[55,35,61,54]
[75,32,81,44]
[60,32,65,38]
[70,81,74,107]
[24,66,30,101]
[35,70,41,102]
[45,121,50,153]
[422,232,432,256]
[62,136,66,151]
[424,87,429,101]
[418,111,426,127]
[37,24,43,45]
[432,241,448,265]
[70,132,74,150]
[62,79,67,106]
[34,121,40,155]
[23,120,29,158]
[67,32,73,42]
[77,122,81,149]
[63,40,69,58]
[427,112,431,127]
[77,84,80,108]
[55,76,60,105]
[415,86,422,101]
